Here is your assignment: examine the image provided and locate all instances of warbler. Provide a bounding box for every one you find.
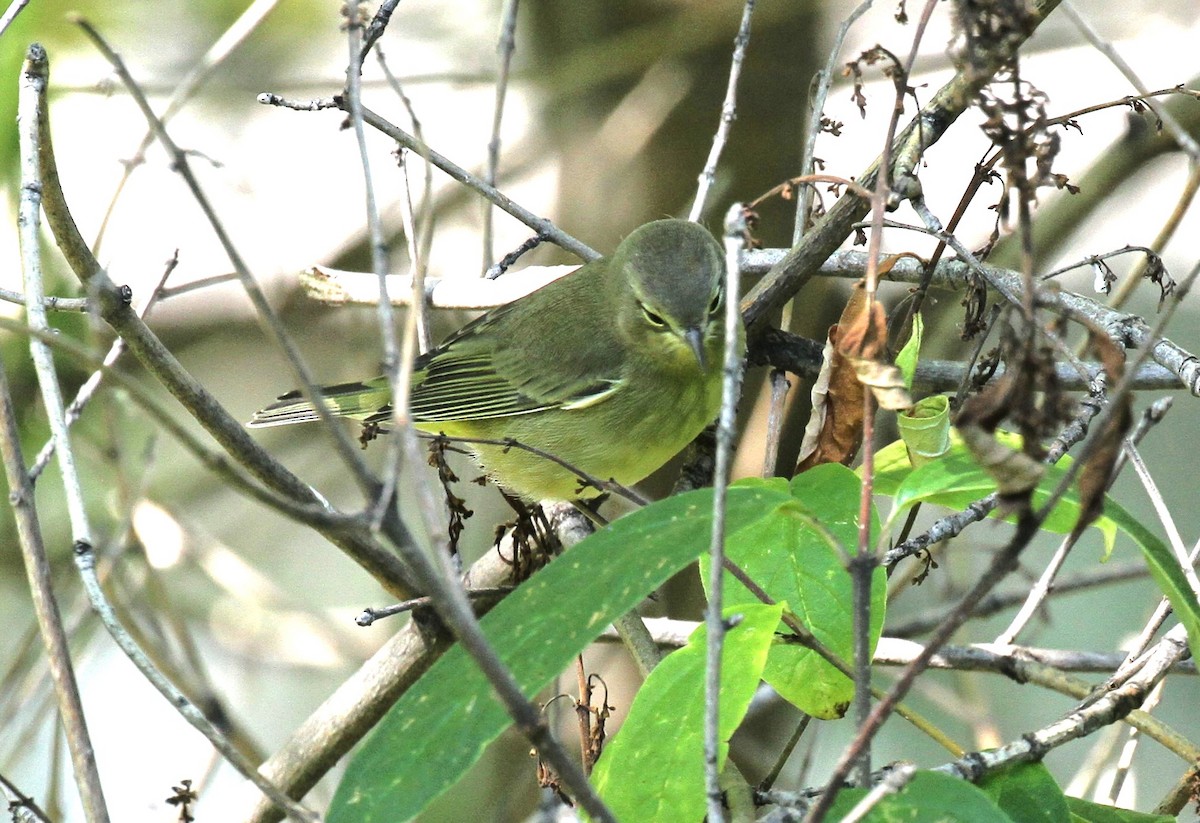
[249,218,743,501]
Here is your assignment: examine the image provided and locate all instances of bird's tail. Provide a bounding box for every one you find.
[247,379,390,427]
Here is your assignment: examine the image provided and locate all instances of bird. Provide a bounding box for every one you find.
[248,218,743,502]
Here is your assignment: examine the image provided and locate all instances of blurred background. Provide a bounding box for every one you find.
[2,0,1200,819]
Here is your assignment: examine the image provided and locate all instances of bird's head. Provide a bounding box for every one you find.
[610,219,728,373]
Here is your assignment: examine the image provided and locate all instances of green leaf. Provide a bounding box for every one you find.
[875,433,1114,552]
[326,481,790,823]
[897,394,952,468]
[828,770,1014,822]
[590,602,783,822]
[1097,499,1200,678]
[978,762,1069,823]
[1064,796,1174,822]
[874,434,1200,665]
[896,311,924,390]
[705,464,885,719]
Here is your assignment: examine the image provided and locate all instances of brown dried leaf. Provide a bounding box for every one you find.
[876,251,926,280]
[795,326,865,472]
[956,371,1043,509]
[796,282,915,474]
[853,360,912,411]
[837,283,914,411]
[1073,331,1133,540]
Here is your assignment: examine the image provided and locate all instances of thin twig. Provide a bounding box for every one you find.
[740,0,1063,333]
[887,560,1150,638]
[91,0,283,255]
[73,16,382,501]
[29,42,418,596]
[0,0,32,38]
[76,542,320,821]
[837,763,917,823]
[993,398,1171,646]
[0,769,52,822]
[28,251,178,484]
[1060,1,1200,159]
[596,621,1198,677]
[1110,163,1200,309]
[20,47,320,822]
[1103,680,1165,805]
[0,288,88,310]
[320,97,599,261]
[1125,441,1200,602]
[993,534,1083,647]
[884,385,1102,566]
[704,205,750,822]
[374,45,436,350]
[359,0,401,60]
[689,0,755,222]
[938,623,1194,781]
[482,0,520,269]
[341,7,411,538]
[806,514,1044,822]
[1,318,359,528]
[851,5,939,786]
[241,503,595,823]
[766,625,1197,815]
[332,27,609,813]
[793,0,874,243]
[16,49,112,823]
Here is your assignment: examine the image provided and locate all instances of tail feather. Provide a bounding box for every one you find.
[247,380,390,428]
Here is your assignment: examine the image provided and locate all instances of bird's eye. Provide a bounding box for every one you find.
[708,288,724,316]
[641,305,667,327]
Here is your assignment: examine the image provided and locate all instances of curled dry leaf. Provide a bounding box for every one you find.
[795,281,913,474]
[836,283,913,411]
[956,370,1044,510]
[1072,328,1133,541]
[795,326,864,472]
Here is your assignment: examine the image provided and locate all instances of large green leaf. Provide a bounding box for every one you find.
[706,465,885,718]
[327,481,789,823]
[828,770,1014,822]
[1065,796,1173,822]
[590,602,782,821]
[978,762,1070,823]
[873,436,1200,661]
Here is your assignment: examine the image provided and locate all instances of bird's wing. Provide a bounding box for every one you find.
[404,304,621,424]
[249,261,621,428]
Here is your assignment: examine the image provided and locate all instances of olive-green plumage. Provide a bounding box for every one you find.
[249,219,744,501]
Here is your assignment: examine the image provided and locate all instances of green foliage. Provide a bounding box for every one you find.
[327,482,781,822]
[329,469,881,820]
[328,428,1189,823]
[1064,796,1174,822]
[978,762,1071,823]
[827,770,1013,822]
[874,434,1116,552]
[873,435,1200,662]
[589,602,781,821]
[705,465,885,718]
[896,311,924,390]
[826,765,1170,822]
[898,394,952,468]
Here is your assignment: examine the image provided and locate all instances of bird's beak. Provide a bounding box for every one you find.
[684,326,707,372]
